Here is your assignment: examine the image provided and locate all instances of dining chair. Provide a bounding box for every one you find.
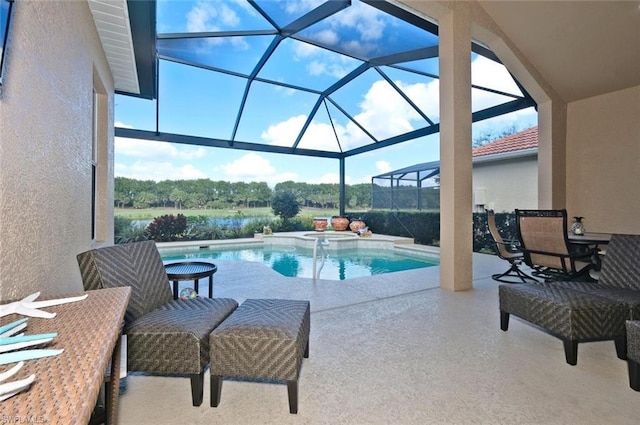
[487,210,537,283]
[515,209,598,280]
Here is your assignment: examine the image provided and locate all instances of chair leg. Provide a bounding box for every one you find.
[500,311,510,331]
[287,380,298,414]
[190,372,204,406]
[615,336,627,360]
[105,333,123,425]
[492,263,537,284]
[629,360,640,391]
[304,339,309,358]
[563,340,578,365]
[210,375,223,407]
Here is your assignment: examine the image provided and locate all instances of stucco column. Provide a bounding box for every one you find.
[537,100,567,209]
[438,6,473,291]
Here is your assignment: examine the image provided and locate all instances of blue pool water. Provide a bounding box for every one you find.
[161,246,438,281]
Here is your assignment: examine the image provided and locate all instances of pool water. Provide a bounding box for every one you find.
[161,246,438,281]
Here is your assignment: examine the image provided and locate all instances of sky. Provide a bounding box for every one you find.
[114,0,538,186]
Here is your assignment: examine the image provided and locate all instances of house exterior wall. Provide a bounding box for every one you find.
[472,155,538,212]
[566,85,640,234]
[0,0,114,301]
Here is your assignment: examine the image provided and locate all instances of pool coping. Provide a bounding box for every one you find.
[156,231,440,260]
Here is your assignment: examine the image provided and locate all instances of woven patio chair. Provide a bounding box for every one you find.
[487,210,537,283]
[515,209,598,280]
[77,240,238,406]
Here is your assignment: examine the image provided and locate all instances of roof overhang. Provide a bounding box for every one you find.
[472,147,538,165]
[88,0,156,99]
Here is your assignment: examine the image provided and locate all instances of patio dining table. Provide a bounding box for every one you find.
[567,232,612,246]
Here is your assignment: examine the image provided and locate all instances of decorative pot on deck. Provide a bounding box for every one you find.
[349,219,366,233]
[313,218,328,232]
[331,216,349,231]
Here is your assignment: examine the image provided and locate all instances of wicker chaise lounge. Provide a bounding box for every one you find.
[77,240,238,406]
[499,234,640,365]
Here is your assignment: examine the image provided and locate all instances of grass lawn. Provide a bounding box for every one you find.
[114,207,342,220]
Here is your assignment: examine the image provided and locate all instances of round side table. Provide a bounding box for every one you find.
[164,261,218,299]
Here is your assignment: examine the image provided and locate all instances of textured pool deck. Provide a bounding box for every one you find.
[117,240,639,425]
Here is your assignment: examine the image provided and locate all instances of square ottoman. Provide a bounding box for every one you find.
[210,299,310,413]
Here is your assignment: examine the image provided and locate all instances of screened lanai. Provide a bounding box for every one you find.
[113,0,535,213]
[372,160,440,210]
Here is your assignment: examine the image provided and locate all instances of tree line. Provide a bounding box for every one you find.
[115,177,372,210]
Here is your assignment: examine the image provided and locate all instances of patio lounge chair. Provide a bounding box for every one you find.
[487,210,537,283]
[515,209,598,280]
[499,233,640,365]
[77,241,238,406]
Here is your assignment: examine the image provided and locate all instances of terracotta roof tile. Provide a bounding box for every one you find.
[472,126,538,157]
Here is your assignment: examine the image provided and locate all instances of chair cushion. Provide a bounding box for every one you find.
[77,241,173,324]
[538,280,640,320]
[127,297,238,374]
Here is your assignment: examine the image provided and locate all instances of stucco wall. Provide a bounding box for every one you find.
[472,155,538,212]
[0,1,114,301]
[566,85,640,234]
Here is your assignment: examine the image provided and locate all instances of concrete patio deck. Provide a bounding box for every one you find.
[116,252,638,424]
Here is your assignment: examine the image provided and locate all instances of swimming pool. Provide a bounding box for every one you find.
[161,245,439,281]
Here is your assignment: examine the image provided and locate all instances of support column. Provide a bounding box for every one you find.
[537,100,567,209]
[339,157,346,216]
[438,6,473,291]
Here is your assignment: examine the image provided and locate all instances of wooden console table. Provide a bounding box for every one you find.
[0,286,130,425]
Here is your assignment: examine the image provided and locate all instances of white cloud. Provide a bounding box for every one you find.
[284,0,325,15]
[350,80,418,139]
[215,152,297,187]
[186,1,240,32]
[293,41,322,59]
[116,161,207,181]
[375,160,392,174]
[260,115,307,147]
[319,173,339,184]
[185,2,248,51]
[115,121,133,129]
[115,137,207,161]
[333,1,386,42]
[472,55,521,95]
[218,152,275,178]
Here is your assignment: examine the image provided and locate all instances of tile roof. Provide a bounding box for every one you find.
[472,126,538,157]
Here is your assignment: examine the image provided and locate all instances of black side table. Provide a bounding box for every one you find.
[164,261,218,299]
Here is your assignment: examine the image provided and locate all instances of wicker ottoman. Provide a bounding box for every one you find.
[210,299,310,413]
[499,283,628,365]
[626,320,640,391]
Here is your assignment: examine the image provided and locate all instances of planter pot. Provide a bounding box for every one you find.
[313,218,328,232]
[349,219,366,233]
[331,216,349,231]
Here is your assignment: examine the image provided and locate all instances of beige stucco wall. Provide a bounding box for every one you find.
[566,85,640,234]
[472,155,538,213]
[0,0,114,301]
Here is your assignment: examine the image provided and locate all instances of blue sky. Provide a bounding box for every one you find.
[114,0,537,186]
